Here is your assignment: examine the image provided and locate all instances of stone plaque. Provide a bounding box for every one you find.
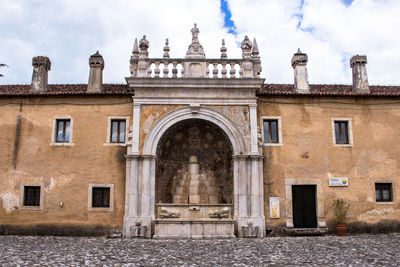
[329,177,349,187]
[269,197,280,219]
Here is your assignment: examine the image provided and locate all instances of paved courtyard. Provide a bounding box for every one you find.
[0,234,399,266]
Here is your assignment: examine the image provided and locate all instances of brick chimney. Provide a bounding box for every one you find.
[350,55,369,93]
[31,56,51,92]
[291,49,310,93]
[87,51,104,92]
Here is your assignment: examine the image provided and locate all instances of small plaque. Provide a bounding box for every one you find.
[329,177,349,187]
[269,197,280,218]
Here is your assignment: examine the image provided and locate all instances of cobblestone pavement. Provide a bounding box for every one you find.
[0,234,399,266]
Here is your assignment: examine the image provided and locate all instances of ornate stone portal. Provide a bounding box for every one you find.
[151,119,235,238]
[124,24,265,238]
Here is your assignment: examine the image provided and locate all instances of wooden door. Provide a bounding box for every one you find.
[292,185,317,228]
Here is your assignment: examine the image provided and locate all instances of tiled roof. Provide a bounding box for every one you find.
[0,84,132,96]
[257,84,400,97]
[1,83,400,97]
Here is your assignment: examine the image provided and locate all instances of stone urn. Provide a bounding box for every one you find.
[335,224,347,236]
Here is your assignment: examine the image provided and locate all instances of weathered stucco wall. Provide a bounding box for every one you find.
[2,94,399,235]
[258,96,400,231]
[0,96,132,234]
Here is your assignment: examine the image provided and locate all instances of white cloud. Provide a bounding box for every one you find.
[1,0,399,85]
[229,0,400,85]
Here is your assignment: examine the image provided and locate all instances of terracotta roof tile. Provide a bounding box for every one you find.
[0,84,132,96]
[257,84,400,97]
[1,83,400,97]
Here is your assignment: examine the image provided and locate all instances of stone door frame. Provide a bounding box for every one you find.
[284,178,326,229]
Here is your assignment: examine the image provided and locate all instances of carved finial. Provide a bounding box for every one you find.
[241,36,252,59]
[132,38,139,57]
[252,38,259,56]
[220,39,227,59]
[297,48,302,54]
[163,38,170,59]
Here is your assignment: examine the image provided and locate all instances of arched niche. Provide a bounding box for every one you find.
[155,119,233,205]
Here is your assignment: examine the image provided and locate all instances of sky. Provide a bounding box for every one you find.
[1,0,400,85]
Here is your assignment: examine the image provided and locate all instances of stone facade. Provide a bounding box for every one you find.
[0,26,399,237]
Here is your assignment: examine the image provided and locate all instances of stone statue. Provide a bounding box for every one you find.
[139,35,149,52]
[241,36,253,60]
[186,23,205,58]
[191,23,200,43]
[240,36,252,53]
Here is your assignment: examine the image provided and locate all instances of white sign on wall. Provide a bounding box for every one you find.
[269,197,280,218]
[329,177,349,187]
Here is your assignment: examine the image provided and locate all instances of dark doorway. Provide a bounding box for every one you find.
[292,185,317,228]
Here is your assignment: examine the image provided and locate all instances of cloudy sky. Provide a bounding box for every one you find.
[1,0,399,85]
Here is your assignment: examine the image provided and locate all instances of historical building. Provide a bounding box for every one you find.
[1,25,399,238]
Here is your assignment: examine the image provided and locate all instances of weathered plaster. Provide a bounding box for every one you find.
[0,96,132,229]
[258,96,400,228]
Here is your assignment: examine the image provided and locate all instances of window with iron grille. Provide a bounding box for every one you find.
[334,121,349,144]
[55,119,71,143]
[264,119,279,143]
[92,187,111,208]
[375,183,393,202]
[110,119,126,143]
[23,186,41,206]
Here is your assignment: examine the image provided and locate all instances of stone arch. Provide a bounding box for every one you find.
[155,118,234,204]
[143,106,247,156]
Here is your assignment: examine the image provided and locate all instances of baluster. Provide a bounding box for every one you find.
[147,63,152,77]
[239,62,243,78]
[172,62,178,78]
[154,62,160,78]
[230,62,236,78]
[163,62,169,77]
[180,62,184,77]
[206,62,210,77]
[221,62,227,78]
[212,63,218,78]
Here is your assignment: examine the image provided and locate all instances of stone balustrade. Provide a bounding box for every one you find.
[131,58,256,79]
[129,24,261,79]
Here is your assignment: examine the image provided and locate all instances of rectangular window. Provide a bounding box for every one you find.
[375,183,393,202]
[92,187,111,208]
[264,119,279,143]
[334,121,349,144]
[110,119,126,143]
[55,119,71,143]
[23,186,41,206]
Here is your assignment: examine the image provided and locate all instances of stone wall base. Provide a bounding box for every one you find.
[266,220,400,236]
[0,224,121,236]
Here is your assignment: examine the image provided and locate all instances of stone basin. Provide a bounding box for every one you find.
[154,204,235,239]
